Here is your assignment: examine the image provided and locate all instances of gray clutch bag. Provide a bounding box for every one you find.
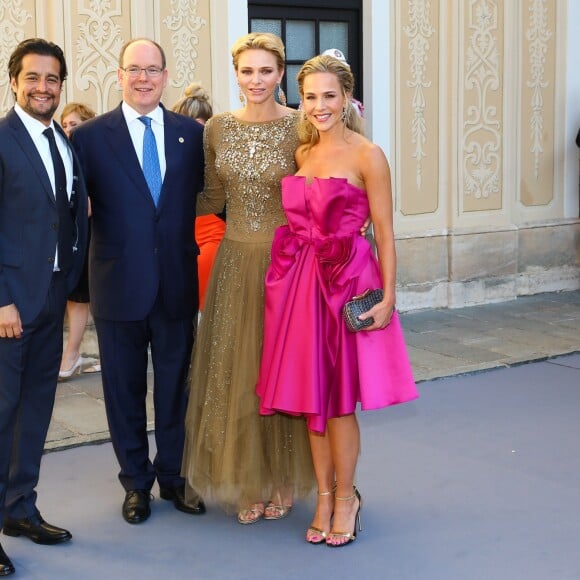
[342,288,384,332]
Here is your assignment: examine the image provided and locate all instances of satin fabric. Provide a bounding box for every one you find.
[257,176,418,433]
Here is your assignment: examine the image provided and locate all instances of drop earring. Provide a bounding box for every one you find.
[239,86,246,106]
[277,83,287,106]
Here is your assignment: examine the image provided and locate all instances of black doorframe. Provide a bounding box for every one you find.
[248,0,363,107]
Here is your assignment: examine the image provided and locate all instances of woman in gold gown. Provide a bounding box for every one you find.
[182,32,314,523]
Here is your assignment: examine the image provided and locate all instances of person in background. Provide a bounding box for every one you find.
[256,54,418,547]
[320,49,364,117]
[71,38,205,525]
[59,102,100,378]
[320,48,374,250]
[0,38,88,575]
[181,32,315,524]
[171,83,225,311]
[61,103,95,136]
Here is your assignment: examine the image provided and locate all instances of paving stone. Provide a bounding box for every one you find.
[45,290,580,451]
[406,332,504,363]
[407,345,475,370]
[51,393,108,435]
[46,422,75,444]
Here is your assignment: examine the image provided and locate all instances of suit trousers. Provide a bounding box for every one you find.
[0,271,68,527]
[94,292,195,492]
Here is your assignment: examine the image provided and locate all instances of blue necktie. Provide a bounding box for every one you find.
[138,116,162,206]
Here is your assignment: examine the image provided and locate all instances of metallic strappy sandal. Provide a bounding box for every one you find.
[237,503,265,525]
[306,487,335,545]
[264,502,292,520]
[326,487,362,547]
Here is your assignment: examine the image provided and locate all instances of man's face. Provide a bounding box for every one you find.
[10,53,63,125]
[118,40,168,115]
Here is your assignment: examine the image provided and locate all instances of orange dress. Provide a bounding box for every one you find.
[195,214,226,310]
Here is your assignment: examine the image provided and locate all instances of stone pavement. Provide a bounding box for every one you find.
[47,290,580,451]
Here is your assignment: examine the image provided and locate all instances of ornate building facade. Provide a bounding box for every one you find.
[1,0,578,310]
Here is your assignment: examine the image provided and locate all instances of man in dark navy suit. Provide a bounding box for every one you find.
[71,38,205,524]
[0,38,88,576]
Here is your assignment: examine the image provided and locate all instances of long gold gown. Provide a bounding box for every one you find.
[182,111,315,513]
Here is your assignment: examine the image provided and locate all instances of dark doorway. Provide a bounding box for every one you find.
[248,0,362,109]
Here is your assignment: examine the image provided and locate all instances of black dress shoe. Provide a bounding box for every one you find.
[0,543,15,577]
[122,490,151,524]
[3,514,71,545]
[159,486,206,515]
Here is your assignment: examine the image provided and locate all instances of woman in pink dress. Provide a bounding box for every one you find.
[256,55,418,547]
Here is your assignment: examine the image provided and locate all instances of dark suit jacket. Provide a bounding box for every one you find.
[71,104,204,321]
[0,109,88,324]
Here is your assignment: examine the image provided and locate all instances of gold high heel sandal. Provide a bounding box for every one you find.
[237,503,265,525]
[326,487,362,548]
[306,487,335,545]
[264,489,293,520]
[264,502,292,520]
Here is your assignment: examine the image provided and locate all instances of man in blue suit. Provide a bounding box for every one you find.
[71,38,205,524]
[0,38,88,575]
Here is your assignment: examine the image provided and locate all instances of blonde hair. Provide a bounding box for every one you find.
[296,54,364,150]
[231,32,285,71]
[60,102,96,124]
[171,82,213,122]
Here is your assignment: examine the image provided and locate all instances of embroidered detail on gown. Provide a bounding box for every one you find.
[182,113,314,513]
[257,176,418,433]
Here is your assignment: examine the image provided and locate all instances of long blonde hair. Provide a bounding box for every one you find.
[296,54,364,151]
[171,82,213,122]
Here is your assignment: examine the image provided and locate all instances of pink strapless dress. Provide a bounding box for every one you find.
[256,176,418,433]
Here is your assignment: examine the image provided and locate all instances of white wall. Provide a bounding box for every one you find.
[565,0,580,217]
[362,0,392,159]
[211,0,248,113]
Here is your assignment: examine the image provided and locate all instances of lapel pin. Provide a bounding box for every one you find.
[179,137,184,143]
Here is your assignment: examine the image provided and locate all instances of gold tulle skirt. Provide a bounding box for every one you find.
[182,237,315,514]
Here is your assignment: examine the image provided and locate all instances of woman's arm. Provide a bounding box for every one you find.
[196,119,226,216]
[358,142,397,330]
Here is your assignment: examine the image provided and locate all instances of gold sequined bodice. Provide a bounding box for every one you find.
[199,112,300,243]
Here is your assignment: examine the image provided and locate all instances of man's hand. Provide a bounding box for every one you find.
[0,304,23,338]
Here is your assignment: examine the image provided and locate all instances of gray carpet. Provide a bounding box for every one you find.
[3,354,580,579]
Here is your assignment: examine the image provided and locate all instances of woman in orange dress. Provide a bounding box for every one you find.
[172,83,226,310]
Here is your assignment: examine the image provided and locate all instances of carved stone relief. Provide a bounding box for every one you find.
[63,1,210,114]
[398,0,439,216]
[0,0,35,116]
[519,0,556,206]
[461,0,503,211]
[161,0,207,93]
[71,0,126,113]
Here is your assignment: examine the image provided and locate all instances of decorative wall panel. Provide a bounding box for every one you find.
[519,0,556,207]
[63,0,210,114]
[460,0,504,212]
[160,0,208,108]
[0,0,36,115]
[67,0,128,114]
[397,0,439,216]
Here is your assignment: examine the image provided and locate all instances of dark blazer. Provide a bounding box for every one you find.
[0,109,88,324]
[71,104,204,321]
